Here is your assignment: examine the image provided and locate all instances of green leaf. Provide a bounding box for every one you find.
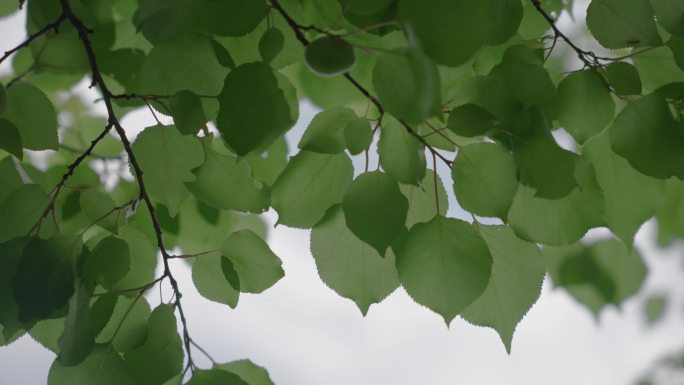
[398,0,489,66]
[259,28,285,64]
[583,132,666,247]
[221,230,284,293]
[311,205,400,315]
[668,35,684,71]
[484,0,523,45]
[586,0,661,49]
[217,62,294,155]
[511,110,577,199]
[0,119,22,159]
[446,104,497,137]
[186,140,270,213]
[372,49,441,124]
[216,360,275,385]
[139,34,227,109]
[544,239,646,314]
[609,93,684,179]
[186,369,248,385]
[461,226,545,354]
[298,107,357,153]
[271,151,354,228]
[48,344,134,385]
[378,119,426,185]
[0,157,23,206]
[656,179,684,245]
[0,82,6,116]
[401,170,448,227]
[605,61,642,95]
[111,227,157,292]
[396,216,492,323]
[3,83,58,150]
[192,253,239,308]
[343,117,373,155]
[0,237,29,340]
[557,69,615,144]
[508,159,605,246]
[79,189,118,232]
[13,236,81,323]
[342,171,408,255]
[89,295,118,340]
[96,296,151,353]
[245,136,288,185]
[452,142,518,219]
[489,58,557,119]
[29,317,64,353]
[82,236,131,289]
[338,0,394,15]
[304,36,356,77]
[124,305,184,385]
[134,0,267,42]
[651,0,684,37]
[58,282,95,366]
[169,91,207,136]
[132,124,204,216]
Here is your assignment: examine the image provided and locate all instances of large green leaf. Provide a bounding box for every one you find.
[132,124,204,216]
[3,83,58,150]
[609,93,684,179]
[48,344,134,385]
[13,236,81,323]
[139,34,228,107]
[461,226,545,354]
[57,282,95,367]
[544,239,647,315]
[377,119,426,185]
[298,107,357,154]
[583,132,665,246]
[557,69,615,144]
[344,117,374,155]
[82,236,131,290]
[96,296,151,353]
[109,227,157,292]
[508,159,605,246]
[134,0,267,42]
[169,91,207,136]
[605,61,642,96]
[401,170,448,227]
[187,140,270,213]
[271,151,353,228]
[396,216,492,323]
[221,230,284,294]
[304,36,356,77]
[124,305,184,385]
[484,0,523,45]
[0,237,29,340]
[452,142,518,219]
[311,205,400,315]
[511,110,577,199]
[217,62,294,155]
[372,49,441,124]
[217,359,275,385]
[0,184,50,243]
[0,119,22,159]
[649,0,684,37]
[186,369,248,385]
[586,0,661,49]
[192,253,239,308]
[655,179,684,245]
[342,172,408,255]
[398,0,489,66]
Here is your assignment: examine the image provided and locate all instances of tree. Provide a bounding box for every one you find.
[0,0,683,383]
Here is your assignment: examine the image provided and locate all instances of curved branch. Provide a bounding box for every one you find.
[58,0,197,370]
[0,13,66,66]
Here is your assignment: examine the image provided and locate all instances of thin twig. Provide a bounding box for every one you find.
[0,13,66,65]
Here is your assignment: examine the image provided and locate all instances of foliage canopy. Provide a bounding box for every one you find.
[1,0,684,383]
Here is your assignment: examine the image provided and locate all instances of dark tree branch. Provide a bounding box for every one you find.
[270,0,454,167]
[57,0,197,371]
[0,13,66,66]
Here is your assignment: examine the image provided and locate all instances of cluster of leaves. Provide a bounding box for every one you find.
[1,0,684,383]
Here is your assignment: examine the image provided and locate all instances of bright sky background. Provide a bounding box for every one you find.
[1,2,684,385]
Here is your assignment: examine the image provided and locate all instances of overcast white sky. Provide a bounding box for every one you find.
[2,3,684,385]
